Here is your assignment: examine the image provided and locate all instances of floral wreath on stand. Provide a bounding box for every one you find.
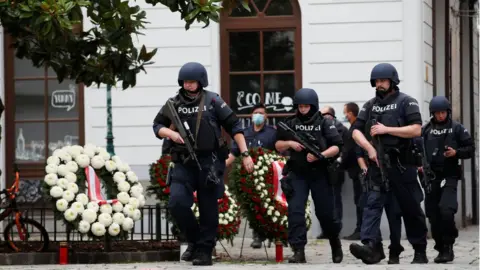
[42,144,146,240]
[147,154,241,243]
[229,147,312,243]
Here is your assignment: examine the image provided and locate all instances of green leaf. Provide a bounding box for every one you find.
[18,4,32,12]
[241,0,251,12]
[41,22,53,36]
[18,12,34,19]
[184,8,200,21]
[102,11,113,19]
[64,2,76,12]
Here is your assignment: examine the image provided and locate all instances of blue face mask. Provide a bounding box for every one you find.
[252,113,265,125]
[342,115,348,122]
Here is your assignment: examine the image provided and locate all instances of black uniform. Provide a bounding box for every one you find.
[421,96,475,263]
[276,88,344,264]
[349,63,428,264]
[332,119,348,222]
[152,62,243,266]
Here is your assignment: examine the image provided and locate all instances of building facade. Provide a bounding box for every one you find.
[0,0,478,234]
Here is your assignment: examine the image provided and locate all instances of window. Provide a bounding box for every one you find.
[4,35,85,193]
[220,0,302,127]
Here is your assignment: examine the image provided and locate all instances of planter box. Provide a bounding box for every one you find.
[0,249,180,265]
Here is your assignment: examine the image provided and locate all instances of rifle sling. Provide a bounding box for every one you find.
[194,93,206,149]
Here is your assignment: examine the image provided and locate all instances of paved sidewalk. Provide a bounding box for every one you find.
[2,226,478,269]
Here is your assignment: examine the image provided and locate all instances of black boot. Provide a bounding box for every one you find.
[288,248,306,263]
[434,244,454,263]
[250,238,262,249]
[411,250,429,264]
[192,250,213,266]
[316,232,327,239]
[343,230,361,240]
[349,241,384,264]
[388,251,400,264]
[387,246,403,264]
[329,238,343,263]
[181,243,195,261]
[251,231,263,249]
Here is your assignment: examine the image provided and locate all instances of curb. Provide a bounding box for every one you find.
[0,249,180,265]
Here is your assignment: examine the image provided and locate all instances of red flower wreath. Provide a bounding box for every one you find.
[228,147,312,242]
[147,154,241,243]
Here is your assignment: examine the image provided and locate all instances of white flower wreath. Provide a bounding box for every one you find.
[42,144,146,239]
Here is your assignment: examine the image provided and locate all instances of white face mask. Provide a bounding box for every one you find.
[252,113,265,125]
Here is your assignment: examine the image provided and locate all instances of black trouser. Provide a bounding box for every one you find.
[425,175,459,249]
[360,163,427,249]
[288,170,341,249]
[351,173,365,232]
[167,157,224,252]
[333,171,345,223]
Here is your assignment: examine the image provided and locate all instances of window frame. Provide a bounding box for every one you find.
[219,0,302,119]
[3,34,85,186]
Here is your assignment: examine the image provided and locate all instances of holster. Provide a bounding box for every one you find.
[385,148,406,174]
[166,162,174,186]
[280,173,294,200]
[359,170,368,192]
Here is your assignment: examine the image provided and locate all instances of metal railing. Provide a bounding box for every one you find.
[0,204,177,244]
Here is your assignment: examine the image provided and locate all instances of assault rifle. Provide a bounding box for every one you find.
[420,137,436,194]
[277,122,324,159]
[371,119,390,192]
[164,99,202,170]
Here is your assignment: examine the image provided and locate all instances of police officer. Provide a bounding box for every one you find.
[225,103,277,249]
[341,102,364,240]
[152,62,254,266]
[317,106,348,240]
[421,96,475,263]
[349,63,428,264]
[356,149,405,264]
[275,88,344,263]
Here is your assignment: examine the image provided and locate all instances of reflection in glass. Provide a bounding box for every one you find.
[48,122,79,156]
[263,74,295,113]
[229,32,260,71]
[230,1,257,17]
[15,80,45,121]
[254,0,268,12]
[240,115,290,129]
[266,116,290,127]
[15,123,46,162]
[265,0,293,16]
[263,31,295,71]
[229,75,261,114]
[48,80,78,119]
[14,58,45,78]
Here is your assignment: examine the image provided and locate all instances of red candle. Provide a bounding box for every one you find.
[275,241,283,262]
[59,242,68,265]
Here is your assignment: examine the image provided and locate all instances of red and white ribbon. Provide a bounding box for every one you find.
[85,166,118,205]
[272,160,287,206]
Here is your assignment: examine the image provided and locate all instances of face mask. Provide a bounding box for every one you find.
[342,115,348,122]
[252,113,265,125]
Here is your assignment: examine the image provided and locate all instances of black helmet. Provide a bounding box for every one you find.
[429,96,451,114]
[178,62,209,87]
[293,88,319,111]
[370,63,400,87]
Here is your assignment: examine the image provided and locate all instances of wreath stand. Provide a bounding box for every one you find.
[238,218,285,262]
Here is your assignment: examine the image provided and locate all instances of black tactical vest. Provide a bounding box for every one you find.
[173,91,222,152]
[423,120,459,170]
[364,92,409,147]
[285,114,328,172]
